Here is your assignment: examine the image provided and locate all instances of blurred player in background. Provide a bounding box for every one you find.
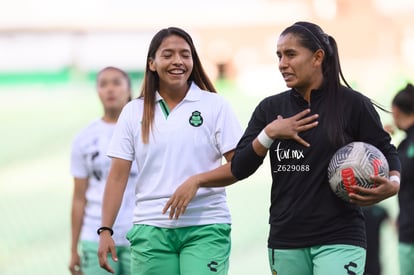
[69,67,137,275]
[97,27,243,275]
[362,205,390,275]
[389,83,414,275]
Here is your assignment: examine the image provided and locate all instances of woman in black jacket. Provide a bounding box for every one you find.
[230,21,401,275]
[164,21,401,275]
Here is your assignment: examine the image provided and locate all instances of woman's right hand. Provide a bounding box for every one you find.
[265,109,319,147]
[97,232,118,274]
[69,252,82,275]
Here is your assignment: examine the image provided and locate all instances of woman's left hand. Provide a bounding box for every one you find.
[348,175,400,206]
[162,176,200,219]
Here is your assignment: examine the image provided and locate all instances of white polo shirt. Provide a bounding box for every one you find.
[71,119,138,245]
[108,82,243,228]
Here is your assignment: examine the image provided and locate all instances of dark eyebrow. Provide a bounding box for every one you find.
[278,48,297,55]
[160,48,191,54]
[160,49,173,54]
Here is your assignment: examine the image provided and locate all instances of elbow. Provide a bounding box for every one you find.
[231,164,249,181]
[231,156,261,181]
[230,144,265,180]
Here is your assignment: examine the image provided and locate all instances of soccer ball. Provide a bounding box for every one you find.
[327,142,389,202]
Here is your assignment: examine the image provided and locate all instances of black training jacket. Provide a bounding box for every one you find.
[231,85,401,249]
[397,125,414,243]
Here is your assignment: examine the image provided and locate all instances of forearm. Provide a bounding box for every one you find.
[253,135,271,157]
[70,198,85,253]
[389,170,401,194]
[196,162,237,188]
[71,177,88,254]
[101,178,126,228]
[101,158,131,228]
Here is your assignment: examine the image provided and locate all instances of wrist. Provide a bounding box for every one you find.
[97,226,113,236]
[194,174,205,188]
[257,129,274,149]
[390,175,400,185]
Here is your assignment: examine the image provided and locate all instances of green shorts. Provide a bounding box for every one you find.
[80,240,131,275]
[126,224,231,275]
[399,242,414,275]
[268,244,366,275]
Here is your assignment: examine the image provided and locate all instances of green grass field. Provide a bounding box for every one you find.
[0,79,403,274]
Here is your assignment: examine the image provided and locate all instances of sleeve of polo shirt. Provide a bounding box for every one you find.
[107,102,135,161]
[215,97,244,154]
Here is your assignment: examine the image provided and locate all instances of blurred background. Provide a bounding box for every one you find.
[0,0,413,274]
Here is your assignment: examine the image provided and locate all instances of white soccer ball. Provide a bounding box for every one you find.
[327,142,389,202]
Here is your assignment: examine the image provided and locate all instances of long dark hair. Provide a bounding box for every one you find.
[280,21,349,147]
[139,27,216,143]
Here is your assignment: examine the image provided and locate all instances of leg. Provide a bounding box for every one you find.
[312,244,366,275]
[268,247,312,275]
[127,225,180,275]
[179,224,231,275]
[399,242,414,275]
[116,245,131,275]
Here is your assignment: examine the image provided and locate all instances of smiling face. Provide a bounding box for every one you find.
[148,34,193,94]
[276,33,324,95]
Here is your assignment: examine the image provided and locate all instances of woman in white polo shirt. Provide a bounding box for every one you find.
[97,27,243,275]
[69,67,138,275]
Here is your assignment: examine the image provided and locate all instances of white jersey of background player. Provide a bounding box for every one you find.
[69,67,137,275]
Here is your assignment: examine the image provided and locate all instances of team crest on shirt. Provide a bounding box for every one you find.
[272,269,277,275]
[189,110,203,127]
